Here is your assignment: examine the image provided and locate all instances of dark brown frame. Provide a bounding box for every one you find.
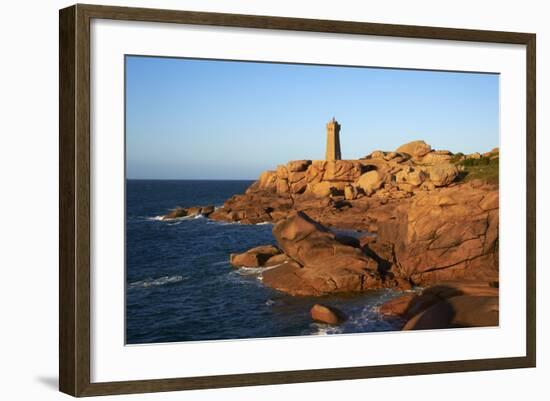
[59,3,536,397]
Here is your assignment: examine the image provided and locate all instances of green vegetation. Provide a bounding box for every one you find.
[449,152,464,164]
[460,156,492,167]
[454,156,499,185]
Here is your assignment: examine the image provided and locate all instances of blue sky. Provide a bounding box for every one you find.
[126,56,499,180]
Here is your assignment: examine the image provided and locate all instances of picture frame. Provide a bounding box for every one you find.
[59,3,536,397]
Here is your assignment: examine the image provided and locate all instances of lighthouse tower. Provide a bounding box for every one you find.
[325,117,341,160]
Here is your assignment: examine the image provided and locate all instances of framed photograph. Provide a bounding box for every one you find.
[59,4,536,397]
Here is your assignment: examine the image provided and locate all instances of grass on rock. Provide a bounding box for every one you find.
[454,157,499,185]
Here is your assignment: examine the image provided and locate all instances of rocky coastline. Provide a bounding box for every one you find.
[162,140,500,330]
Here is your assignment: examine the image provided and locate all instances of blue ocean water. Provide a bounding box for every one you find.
[126,180,404,344]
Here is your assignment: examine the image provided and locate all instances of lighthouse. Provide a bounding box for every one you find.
[325,117,341,160]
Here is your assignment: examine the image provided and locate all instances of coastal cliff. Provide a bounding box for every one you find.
[162,140,499,330]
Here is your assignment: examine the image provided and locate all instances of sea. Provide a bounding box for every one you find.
[126,179,405,344]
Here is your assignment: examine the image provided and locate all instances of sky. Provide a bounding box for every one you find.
[126,56,499,180]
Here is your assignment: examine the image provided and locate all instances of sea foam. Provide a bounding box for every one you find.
[129,275,186,289]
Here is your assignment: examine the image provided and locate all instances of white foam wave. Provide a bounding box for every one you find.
[235,262,287,276]
[129,275,186,289]
[206,220,239,226]
[149,213,207,222]
[311,323,343,336]
[347,297,407,332]
[255,221,271,226]
[236,266,277,275]
[147,215,189,222]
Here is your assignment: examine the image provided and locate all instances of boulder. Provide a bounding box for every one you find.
[186,206,203,216]
[419,151,453,165]
[378,292,440,320]
[355,170,384,195]
[287,171,307,194]
[262,260,318,296]
[383,151,399,161]
[258,170,277,190]
[403,295,499,330]
[421,281,499,299]
[162,207,188,220]
[311,304,347,324]
[378,293,417,316]
[396,140,432,158]
[276,165,289,179]
[377,186,499,286]
[370,150,386,159]
[161,205,215,220]
[360,236,406,279]
[201,205,215,216]
[380,281,499,329]
[395,166,426,188]
[344,184,358,200]
[306,181,347,197]
[261,212,386,295]
[272,212,369,267]
[287,160,311,172]
[307,181,334,197]
[276,179,290,195]
[304,160,326,184]
[425,163,458,186]
[263,253,290,266]
[229,245,284,267]
[288,171,306,184]
[290,180,308,194]
[323,160,364,181]
[265,258,383,296]
[239,207,273,224]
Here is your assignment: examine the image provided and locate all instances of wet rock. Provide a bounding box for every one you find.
[161,205,215,220]
[379,293,440,320]
[311,304,347,325]
[161,207,188,220]
[402,295,499,330]
[229,245,284,268]
[379,280,499,330]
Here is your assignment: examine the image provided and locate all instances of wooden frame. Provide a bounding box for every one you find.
[59,3,536,397]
